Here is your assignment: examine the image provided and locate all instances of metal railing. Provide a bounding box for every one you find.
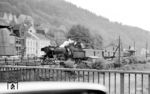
[0,65,150,94]
[0,57,41,66]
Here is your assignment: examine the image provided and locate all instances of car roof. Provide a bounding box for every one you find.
[0,81,107,93]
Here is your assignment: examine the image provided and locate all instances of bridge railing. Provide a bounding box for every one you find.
[0,65,150,94]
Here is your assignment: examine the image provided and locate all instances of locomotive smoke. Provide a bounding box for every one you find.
[59,38,75,48]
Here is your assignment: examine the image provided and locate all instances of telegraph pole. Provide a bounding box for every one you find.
[146,41,148,59]
[134,41,136,55]
[118,36,121,66]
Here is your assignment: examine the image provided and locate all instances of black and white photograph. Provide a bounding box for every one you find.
[0,0,150,94]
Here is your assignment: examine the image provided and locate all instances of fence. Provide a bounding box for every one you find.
[0,65,150,94]
[0,57,41,66]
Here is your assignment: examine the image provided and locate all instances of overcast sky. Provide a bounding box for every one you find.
[65,0,150,31]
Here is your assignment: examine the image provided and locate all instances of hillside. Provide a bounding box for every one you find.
[0,0,150,54]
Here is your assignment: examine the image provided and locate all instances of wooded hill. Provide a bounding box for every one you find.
[0,0,150,54]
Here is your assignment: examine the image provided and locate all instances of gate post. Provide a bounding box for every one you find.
[120,73,124,94]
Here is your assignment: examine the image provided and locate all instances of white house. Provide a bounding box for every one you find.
[24,26,51,57]
[34,33,51,57]
[25,34,37,57]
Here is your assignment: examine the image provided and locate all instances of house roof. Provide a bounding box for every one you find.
[26,32,36,39]
[25,28,57,46]
[34,33,49,40]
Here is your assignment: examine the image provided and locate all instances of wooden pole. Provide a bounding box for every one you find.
[146,41,148,59]
[134,41,135,50]
[134,41,136,55]
[118,36,121,66]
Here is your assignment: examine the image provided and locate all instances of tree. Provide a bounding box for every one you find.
[92,34,103,49]
[67,25,93,48]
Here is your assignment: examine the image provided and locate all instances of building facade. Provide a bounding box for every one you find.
[7,25,53,58]
[34,33,51,57]
[25,37,37,57]
[24,27,52,57]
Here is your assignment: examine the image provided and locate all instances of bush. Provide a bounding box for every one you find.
[147,59,150,63]
[136,57,146,64]
[91,58,107,69]
[76,62,90,69]
[122,56,138,65]
[113,56,146,68]
[63,59,75,68]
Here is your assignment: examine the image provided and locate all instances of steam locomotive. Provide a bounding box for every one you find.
[41,41,88,65]
[41,39,103,67]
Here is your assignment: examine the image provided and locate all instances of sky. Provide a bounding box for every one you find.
[65,0,150,31]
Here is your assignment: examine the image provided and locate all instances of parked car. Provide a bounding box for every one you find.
[0,81,107,94]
